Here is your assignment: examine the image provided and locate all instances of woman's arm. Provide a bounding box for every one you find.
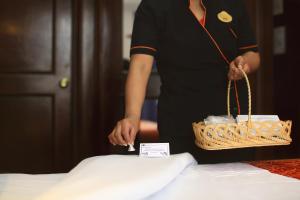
[108,54,154,146]
[228,51,260,80]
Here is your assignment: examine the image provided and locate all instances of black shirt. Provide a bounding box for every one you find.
[130,0,257,95]
[129,0,258,157]
[130,0,257,60]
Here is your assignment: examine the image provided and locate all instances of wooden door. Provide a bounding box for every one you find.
[0,0,72,173]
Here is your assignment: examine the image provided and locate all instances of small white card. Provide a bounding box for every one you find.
[139,143,170,158]
[237,115,280,123]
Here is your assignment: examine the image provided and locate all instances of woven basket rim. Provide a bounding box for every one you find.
[193,67,292,150]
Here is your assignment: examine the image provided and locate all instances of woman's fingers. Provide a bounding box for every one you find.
[241,63,250,74]
[234,56,244,67]
[129,126,137,144]
[228,63,240,80]
[108,118,138,146]
[122,122,132,143]
[228,59,250,80]
[115,122,127,145]
[108,128,117,145]
[228,68,242,80]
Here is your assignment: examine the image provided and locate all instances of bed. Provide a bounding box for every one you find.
[0,153,299,200]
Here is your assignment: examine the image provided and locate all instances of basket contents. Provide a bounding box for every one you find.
[204,115,235,125]
[236,115,280,123]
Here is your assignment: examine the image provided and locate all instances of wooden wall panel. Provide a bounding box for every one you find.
[244,0,274,115]
[272,0,300,158]
[72,0,99,163]
[72,0,123,162]
[244,0,300,159]
[96,0,123,155]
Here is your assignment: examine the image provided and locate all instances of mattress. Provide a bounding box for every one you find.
[0,154,299,200]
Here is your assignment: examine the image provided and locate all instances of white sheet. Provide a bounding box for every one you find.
[0,174,64,200]
[0,153,300,200]
[148,163,300,200]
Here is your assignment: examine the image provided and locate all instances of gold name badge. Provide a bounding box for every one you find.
[217,11,233,23]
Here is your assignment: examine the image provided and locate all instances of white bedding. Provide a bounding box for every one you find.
[0,153,299,200]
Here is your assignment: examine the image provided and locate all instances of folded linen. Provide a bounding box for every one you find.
[36,153,196,200]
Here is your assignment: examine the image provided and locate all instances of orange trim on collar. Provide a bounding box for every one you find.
[189,0,229,63]
[200,15,206,26]
[199,0,207,27]
[189,3,229,63]
[239,44,258,50]
[189,0,207,27]
[131,46,157,52]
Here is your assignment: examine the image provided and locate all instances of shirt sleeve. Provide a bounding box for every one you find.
[235,1,259,55]
[130,0,160,57]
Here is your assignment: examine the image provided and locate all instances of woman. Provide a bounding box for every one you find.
[109,0,260,163]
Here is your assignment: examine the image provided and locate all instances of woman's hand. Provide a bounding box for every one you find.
[228,56,250,80]
[108,117,139,146]
[228,51,260,80]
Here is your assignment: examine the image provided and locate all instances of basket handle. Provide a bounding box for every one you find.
[227,66,252,127]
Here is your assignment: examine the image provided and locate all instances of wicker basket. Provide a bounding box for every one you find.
[192,67,292,150]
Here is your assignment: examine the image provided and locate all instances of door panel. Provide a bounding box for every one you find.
[0,96,53,172]
[0,0,72,173]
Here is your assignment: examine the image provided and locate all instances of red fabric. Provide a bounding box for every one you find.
[248,159,300,180]
[200,15,206,26]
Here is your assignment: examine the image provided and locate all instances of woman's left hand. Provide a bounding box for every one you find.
[228,56,250,80]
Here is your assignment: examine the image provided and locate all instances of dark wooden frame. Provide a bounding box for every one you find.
[72,0,122,164]
[244,0,274,115]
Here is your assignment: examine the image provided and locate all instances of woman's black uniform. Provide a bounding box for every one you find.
[130,0,259,163]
